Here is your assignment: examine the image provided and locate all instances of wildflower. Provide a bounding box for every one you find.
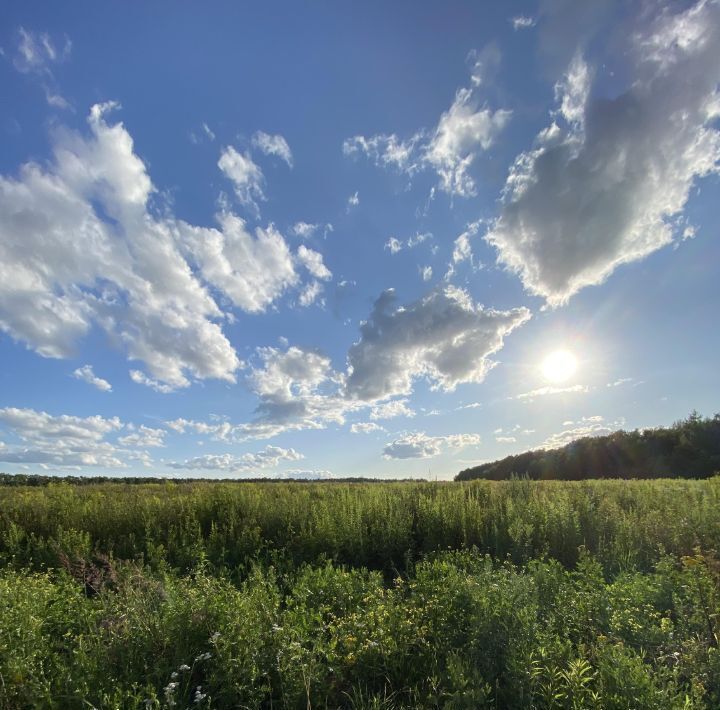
[194,686,207,704]
[210,631,221,642]
[179,664,191,672]
[195,651,212,662]
[170,671,178,679]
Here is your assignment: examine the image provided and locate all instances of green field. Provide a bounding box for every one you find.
[2,478,720,708]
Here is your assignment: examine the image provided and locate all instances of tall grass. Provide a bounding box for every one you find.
[1,478,718,576]
[1,478,719,707]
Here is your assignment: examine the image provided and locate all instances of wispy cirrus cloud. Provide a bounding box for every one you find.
[344,47,510,198]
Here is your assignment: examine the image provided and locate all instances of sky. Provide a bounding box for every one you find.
[0,0,719,479]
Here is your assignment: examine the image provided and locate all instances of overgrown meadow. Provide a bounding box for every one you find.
[1,478,720,708]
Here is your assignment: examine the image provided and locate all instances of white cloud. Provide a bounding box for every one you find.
[486,1,720,305]
[542,417,624,449]
[607,377,633,388]
[385,237,402,254]
[177,214,299,313]
[347,191,360,209]
[291,221,318,238]
[421,265,433,282]
[343,133,422,172]
[118,425,166,448]
[511,15,536,31]
[445,221,486,281]
[12,29,72,110]
[252,131,293,167]
[346,286,530,401]
[369,399,415,420]
[296,245,332,280]
[0,103,242,389]
[495,436,517,443]
[425,88,511,197]
[344,55,511,197]
[13,28,71,74]
[73,364,112,392]
[298,281,323,307]
[383,431,481,459]
[350,422,385,434]
[280,469,333,480]
[0,407,125,468]
[245,346,356,433]
[407,232,431,247]
[385,232,432,256]
[218,146,265,213]
[290,222,333,239]
[170,445,303,472]
[129,370,176,394]
[514,384,589,401]
[0,104,323,391]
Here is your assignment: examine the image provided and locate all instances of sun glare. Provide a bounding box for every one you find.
[541,350,578,383]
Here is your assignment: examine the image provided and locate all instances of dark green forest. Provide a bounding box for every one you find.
[457,412,720,482]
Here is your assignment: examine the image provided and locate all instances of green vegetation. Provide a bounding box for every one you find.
[457,412,720,482]
[1,477,720,708]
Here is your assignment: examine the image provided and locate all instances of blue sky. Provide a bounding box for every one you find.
[0,0,719,479]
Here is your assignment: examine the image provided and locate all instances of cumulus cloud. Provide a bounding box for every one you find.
[425,88,511,197]
[163,283,530,443]
[350,422,385,434]
[73,364,112,392]
[218,146,265,213]
[486,0,720,305]
[118,425,166,448]
[169,445,303,472]
[369,399,415,420]
[177,214,298,313]
[344,54,510,197]
[383,431,481,459]
[346,287,530,401]
[296,245,332,280]
[0,104,322,390]
[252,131,293,167]
[245,346,357,432]
[298,280,324,307]
[129,370,176,394]
[0,407,126,468]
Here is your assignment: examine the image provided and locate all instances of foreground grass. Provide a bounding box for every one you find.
[1,478,719,707]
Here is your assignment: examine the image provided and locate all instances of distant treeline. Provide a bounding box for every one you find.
[457,412,720,481]
[0,473,421,486]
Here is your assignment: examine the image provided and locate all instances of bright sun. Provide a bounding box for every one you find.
[541,350,578,383]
